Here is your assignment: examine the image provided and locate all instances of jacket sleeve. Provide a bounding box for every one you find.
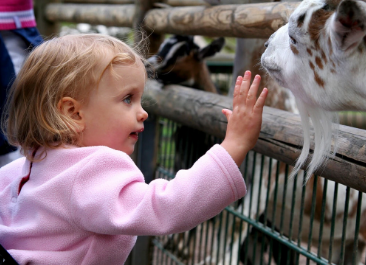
[70,144,246,236]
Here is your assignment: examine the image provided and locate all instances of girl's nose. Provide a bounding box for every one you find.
[138,107,148,122]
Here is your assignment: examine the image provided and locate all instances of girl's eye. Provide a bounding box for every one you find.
[289,35,297,45]
[123,95,132,104]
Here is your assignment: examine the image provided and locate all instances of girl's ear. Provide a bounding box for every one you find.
[57,97,85,133]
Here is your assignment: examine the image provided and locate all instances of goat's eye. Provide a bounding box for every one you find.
[322,4,330,10]
[289,35,297,45]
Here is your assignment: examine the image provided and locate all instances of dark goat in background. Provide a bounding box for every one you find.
[147,35,225,94]
[146,35,225,172]
[240,213,297,265]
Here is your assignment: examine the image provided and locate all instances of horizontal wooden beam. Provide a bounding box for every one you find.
[142,85,366,193]
[45,2,300,38]
[46,4,135,27]
[63,0,134,3]
[145,2,299,38]
[62,0,208,6]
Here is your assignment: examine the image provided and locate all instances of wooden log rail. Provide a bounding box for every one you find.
[62,0,209,6]
[45,1,300,38]
[142,85,366,193]
[46,4,135,27]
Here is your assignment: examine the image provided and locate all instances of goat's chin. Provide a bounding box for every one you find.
[261,62,286,87]
[268,72,287,88]
[290,99,339,182]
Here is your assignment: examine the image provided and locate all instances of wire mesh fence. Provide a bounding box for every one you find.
[150,118,366,265]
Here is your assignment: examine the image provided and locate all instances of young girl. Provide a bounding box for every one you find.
[0,34,268,264]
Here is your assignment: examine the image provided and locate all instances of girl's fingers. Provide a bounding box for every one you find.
[233,76,243,107]
[233,71,267,116]
[253,88,268,113]
[239,71,252,102]
[222,109,233,121]
[246,75,261,109]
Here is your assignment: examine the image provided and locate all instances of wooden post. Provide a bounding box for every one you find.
[131,0,165,261]
[133,0,166,57]
[127,105,158,265]
[229,0,272,96]
[34,0,60,38]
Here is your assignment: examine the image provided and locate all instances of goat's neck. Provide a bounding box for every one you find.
[195,63,218,94]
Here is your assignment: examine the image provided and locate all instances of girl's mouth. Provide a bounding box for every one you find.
[129,128,144,140]
[129,132,139,140]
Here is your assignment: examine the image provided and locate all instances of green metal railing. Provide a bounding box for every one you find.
[150,119,366,265]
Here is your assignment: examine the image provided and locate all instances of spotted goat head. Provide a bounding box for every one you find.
[261,0,366,180]
[147,35,225,94]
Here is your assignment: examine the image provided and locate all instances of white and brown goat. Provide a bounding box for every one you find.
[261,0,366,180]
[240,0,366,263]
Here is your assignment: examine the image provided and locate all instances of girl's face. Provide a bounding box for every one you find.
[79,59,148,155]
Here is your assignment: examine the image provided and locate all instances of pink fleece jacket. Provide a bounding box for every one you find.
[0,0,36,30]
[0,144,246,264]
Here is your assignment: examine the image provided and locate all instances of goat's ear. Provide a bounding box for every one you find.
[197,37,225,60]
[144,56,159,78]
[174,35,194,43]
[331,0,366,52]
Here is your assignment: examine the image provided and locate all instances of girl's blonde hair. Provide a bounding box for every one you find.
[2,34,145,161]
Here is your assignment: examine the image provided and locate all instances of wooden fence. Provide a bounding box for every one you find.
[143,86,366,193]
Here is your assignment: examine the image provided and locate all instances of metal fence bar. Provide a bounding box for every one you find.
[153,239,186,265]
[289,173,298,254]
[269,161,281,264]
[244,152,256,264]
[328,183,339,264]
[317,178,328,260]
[352,192,363,265]
[339,187,351,265]
[225,207,332,265]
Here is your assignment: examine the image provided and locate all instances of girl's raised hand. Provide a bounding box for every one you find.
[221,70,268,166]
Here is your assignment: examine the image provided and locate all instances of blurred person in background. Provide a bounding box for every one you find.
[0,0,43,167]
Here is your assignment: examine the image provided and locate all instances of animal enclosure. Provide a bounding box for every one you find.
[150,119,366,265]
[142,85,366,265]
[35,0,366,264]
